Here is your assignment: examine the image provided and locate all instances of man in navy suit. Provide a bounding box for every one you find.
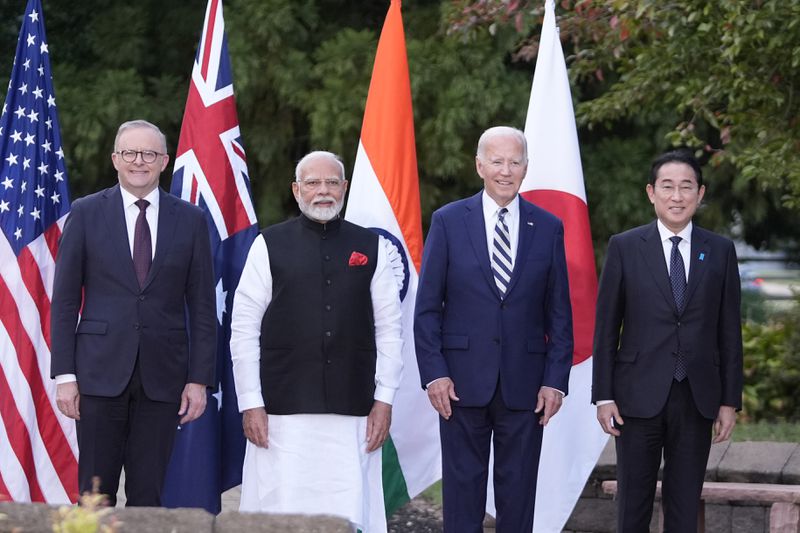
[592,150,743,532]
[415,126,573,532]
[51,120,216,506]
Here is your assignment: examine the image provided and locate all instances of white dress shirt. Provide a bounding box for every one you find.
[656,219,692,282]
[120,185,159,260]
[482,190,520,268]
[229,232,404,410]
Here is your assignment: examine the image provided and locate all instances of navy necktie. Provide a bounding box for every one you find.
[133,199,152,288]
[669,236,687,381]
[491,208,513,297]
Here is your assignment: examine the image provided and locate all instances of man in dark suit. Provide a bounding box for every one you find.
[592,150,743,532]
[415,126,573,532]
[51,119,216,506]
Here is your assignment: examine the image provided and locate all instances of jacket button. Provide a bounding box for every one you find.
[139,295,145,301]
[134,323,140,330]
[326,359,332,364]
[326,279,332,285]
[325,304,331,311]
[324,255,331,261]
[325,331,332,337]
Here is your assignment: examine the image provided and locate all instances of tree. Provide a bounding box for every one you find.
[450,0,800,256]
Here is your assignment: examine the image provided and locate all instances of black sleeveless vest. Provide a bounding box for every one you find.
[259,215,379,415]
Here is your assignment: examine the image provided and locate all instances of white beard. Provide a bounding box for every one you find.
[297,194,343,223]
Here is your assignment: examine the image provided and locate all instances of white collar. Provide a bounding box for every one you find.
[120,186,160,210]
[481,191,519,220]
[656,219,692,244]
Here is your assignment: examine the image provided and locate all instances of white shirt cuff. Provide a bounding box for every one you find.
[596,400,615,406]
[237,392,265,412]
[374,384,397,406]
[55,374,77,385]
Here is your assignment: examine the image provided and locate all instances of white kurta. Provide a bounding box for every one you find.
[230,230,403,532]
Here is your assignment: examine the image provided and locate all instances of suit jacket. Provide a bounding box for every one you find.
[414,192,573,410]
[591,221,743,419]
[50,184,216,403]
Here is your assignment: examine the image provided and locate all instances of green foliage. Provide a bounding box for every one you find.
[449,0,800,251]
[741,304,800,422]
[733,420,800,443]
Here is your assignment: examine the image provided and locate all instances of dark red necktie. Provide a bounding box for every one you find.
[133,199,152,288]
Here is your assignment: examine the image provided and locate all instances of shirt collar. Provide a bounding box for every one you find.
[656,219,692,244]
[481,190,519,221]
[120,186,160,211]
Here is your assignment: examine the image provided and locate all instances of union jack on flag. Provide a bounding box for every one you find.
[0,0,78,504]
[163,0,258,513]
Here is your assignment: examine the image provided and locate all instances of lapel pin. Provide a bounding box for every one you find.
[527,221,534,226]
[699,252,705,261]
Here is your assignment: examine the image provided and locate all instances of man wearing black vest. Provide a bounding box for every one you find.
[230,151,403,531]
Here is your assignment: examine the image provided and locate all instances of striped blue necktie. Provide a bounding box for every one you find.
[491,208,513,297]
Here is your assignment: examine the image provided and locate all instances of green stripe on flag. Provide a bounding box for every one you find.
[382,435,410,515]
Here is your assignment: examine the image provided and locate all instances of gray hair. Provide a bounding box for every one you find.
[114,120,168,153]
[476,126,528,162]
[295,151,346,182]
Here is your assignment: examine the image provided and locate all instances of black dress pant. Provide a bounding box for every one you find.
[76,360,180,506]
[440,380,543,533]
[615,379,713,533]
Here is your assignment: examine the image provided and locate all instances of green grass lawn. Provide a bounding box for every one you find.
[732,420,800,442]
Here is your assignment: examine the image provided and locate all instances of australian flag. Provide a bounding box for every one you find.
[163,0,258,514]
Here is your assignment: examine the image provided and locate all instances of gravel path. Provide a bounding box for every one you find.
[387,497,443,532]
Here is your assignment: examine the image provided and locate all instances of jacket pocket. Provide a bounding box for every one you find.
[76,320,107,335]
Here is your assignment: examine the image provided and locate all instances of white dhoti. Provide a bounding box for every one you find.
[239,413,386,532]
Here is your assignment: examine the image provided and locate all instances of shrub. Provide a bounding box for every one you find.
[741,300,800,421]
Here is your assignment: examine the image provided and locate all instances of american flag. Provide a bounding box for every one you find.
[162,0,258,513]
[0,0,78,503]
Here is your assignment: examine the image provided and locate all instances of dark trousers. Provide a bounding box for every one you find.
[76,361,179,506]
[615,379,713,533]
[440,381,543,533]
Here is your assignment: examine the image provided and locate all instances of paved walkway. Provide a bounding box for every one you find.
[115,470,242,510]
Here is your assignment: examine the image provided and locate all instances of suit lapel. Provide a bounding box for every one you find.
[504,197,535,297]
[639,221,678,314]
[464,193,500,297]
[101,185,140,293]
[684,226,709,308]
[143,189,178,289]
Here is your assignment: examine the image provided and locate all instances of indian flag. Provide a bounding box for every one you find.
[522,0,608,530]
[344,0,441,522]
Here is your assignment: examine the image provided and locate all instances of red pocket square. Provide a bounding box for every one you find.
[348,251,369,266]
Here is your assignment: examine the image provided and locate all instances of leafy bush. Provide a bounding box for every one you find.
[741,301,800,421]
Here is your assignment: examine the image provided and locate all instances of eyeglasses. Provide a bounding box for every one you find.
[115,149,165,164]
[655,184,699,197]
[297,178,345,189]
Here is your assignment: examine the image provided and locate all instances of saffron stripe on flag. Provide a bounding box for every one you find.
[346,2,441,518]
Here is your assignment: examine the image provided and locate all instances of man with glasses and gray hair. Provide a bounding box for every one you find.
[51,119,217,505]
[230,150,403,531]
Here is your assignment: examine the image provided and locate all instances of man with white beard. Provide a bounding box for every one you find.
[230,151,403,531]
